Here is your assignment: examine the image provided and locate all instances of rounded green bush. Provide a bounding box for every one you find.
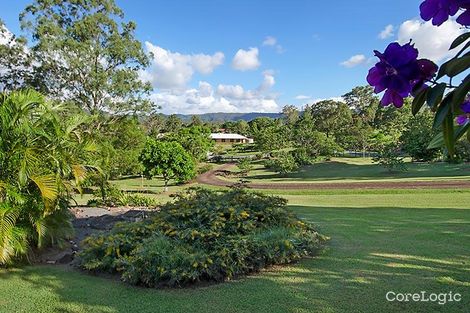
[78,187,327,287]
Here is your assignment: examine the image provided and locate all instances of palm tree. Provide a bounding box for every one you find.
[0,90,92,264]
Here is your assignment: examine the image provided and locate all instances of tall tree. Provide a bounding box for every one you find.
[143,113,166,137]
[222,120,250,135]
[401,110,440,162]
[282,105,300,126]
[189,115,203,127]
[306,100,352,139]
[166,126,214,162]
[0,20,34,92]
[342,86,378,124]
[19,0,152,114]
[165,114,183,133]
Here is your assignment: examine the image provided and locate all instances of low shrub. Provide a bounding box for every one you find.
[78,187,327,287]
[87,184,158,207]
[237,158,253,176]
[373,144,407,172]
[455,140,470,162]
[196,163,214,175]
[264,151,299,175]
[292,148,317,165]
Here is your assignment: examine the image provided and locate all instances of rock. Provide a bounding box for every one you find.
[58,253,74,264]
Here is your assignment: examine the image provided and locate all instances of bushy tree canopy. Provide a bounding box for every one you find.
[140,139,195,189]
[18,0,152,114]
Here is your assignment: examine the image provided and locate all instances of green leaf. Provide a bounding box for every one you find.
[427,123,470,149]
[436,61,449,80]
[450,32,470,50]
[412,88,427,115]
[432,92,453,129]
[452,74,470,110]
[427,132,444,149]
[426,83,446,110]
[455,40,470,59]
[455,123,470,142]
[442,113,455,158]
[445,54,470,77]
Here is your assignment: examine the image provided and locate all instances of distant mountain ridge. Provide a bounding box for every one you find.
[172,112,282,122]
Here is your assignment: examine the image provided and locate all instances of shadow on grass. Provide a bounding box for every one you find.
[1,206,469,313]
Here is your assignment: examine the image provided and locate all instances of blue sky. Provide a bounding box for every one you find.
[0,0,463,114]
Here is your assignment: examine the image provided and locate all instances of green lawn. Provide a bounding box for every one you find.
[226,157,470,183]
[2,189,469,313]
[74,179,204,206]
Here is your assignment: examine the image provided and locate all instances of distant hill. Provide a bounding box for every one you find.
[173,112,282,122]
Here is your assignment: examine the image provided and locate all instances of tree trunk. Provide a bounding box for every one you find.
[164,178,169,192]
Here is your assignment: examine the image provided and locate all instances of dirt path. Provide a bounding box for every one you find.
[197,163,470,190]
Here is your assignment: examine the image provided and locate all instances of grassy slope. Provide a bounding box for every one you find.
[2,189,470,313]
[225,157,470,183]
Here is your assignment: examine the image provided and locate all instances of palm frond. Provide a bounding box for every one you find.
[18,147,41,186]
[30,174,59,203]
[0,204,28,265]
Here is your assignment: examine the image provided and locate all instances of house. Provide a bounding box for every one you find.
[210,133,254,144]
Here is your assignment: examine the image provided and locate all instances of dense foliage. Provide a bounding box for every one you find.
[264,151,299,175]
[401,112,440,161]
[140,139,196,190]
[78,188,327,287]
[18,0,152,114]
[368,1,470,160]
[164,126,214,161]
[87,183,158,208]
[237,158,253,176]
[0,90,91,264]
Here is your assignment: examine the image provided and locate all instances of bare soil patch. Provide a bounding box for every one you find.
[35,206,156,265]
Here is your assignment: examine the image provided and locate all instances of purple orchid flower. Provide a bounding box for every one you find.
[367,42,437,108]
[420,0,470,26]
[456,100,470,125]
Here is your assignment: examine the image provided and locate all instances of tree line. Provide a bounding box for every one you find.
[1,0,469,265]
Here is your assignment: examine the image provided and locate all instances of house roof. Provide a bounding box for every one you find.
[210,133,249,140]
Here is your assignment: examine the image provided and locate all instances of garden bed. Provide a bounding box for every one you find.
[77,188,327,288]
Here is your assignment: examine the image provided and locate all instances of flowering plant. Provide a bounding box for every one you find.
[368,0,470,159]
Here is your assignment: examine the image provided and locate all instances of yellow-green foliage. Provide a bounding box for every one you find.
[79,187,327,287]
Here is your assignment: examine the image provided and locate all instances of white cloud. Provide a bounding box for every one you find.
[263,36,277,46]
[142,43,279,114]
[232,47,260,71]
[340,54,367,68]
[397,19,464,63]
[295,95,311,100]
[151,72,279,114]
[191,52,224,74]
[152,82,279,114]
[143,42,224,89]
[217,84,248,99]
[259,70,275,91]
[379,24,394,39]
[262,36,284,54]
[311,97,345,104]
